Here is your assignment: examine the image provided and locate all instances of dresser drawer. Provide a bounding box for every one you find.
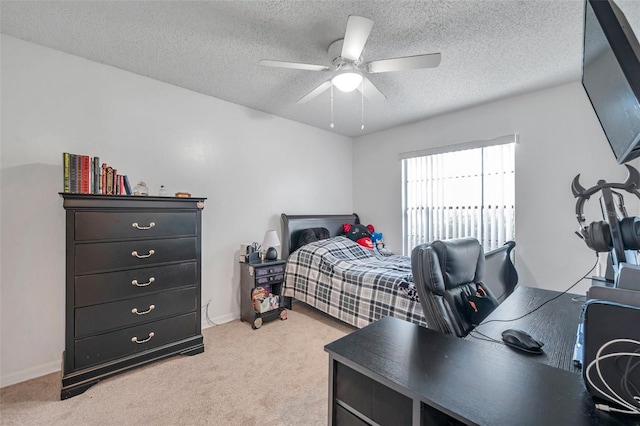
[75,237,197,274]
[75,262,197,307]
[75,288,198,338]
[74,312,198,370]
[75,211,197,241]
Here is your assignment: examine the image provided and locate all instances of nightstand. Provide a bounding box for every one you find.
[240,260,287,329]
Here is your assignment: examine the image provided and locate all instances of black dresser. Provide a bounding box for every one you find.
[60,194,206,399]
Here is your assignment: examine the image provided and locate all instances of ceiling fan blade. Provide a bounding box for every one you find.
[297,80,332,104]
[341,16,374,61]
[357,77,386,103]
[366,53,441,73]
[259,60,330,72]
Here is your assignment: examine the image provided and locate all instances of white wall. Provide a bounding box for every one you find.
[4,34,640,388]
[0,35,353,386]
[353,81,640,296]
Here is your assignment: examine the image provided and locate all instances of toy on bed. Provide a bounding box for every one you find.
[369,225,393,255]
[341,223,374,249]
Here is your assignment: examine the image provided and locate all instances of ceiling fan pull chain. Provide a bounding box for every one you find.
[330,84,335,128]
[361,79,365,131]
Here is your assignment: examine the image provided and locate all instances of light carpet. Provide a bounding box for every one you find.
[0,304,354,425]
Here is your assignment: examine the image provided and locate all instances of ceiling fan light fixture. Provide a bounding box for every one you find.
[332,70,363,93]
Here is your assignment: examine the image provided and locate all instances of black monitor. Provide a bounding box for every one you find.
[582,0,640,164]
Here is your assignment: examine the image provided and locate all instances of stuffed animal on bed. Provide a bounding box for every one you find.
[369,225,393,255]
[342,223,374,249]
[371,231,385,250]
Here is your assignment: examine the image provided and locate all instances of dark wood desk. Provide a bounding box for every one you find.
[464,286,584,373]
[325,291,631,425]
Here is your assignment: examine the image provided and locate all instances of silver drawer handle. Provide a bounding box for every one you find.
[132,249,155,258]
[132,222,155,230]
[131,277,155,287]
[131,304,155,315]
[131,332,155,344]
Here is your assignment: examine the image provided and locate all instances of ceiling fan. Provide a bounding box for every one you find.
[260,15,442,105]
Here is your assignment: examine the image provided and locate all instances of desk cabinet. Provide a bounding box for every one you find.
[60,194,205,399]
[325,316,629,426]
[334,363,413,425]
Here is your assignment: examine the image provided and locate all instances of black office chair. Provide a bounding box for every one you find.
[411,237,500,337]
[483,241,518,303]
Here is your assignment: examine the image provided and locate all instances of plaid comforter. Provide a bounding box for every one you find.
[283,236,426,328]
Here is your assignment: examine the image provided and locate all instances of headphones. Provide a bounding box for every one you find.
[581,217,640,252]
[572,165,640,254]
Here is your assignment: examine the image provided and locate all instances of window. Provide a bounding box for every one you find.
[401,137,515,255]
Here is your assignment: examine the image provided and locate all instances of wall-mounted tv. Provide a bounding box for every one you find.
[582,0,640,164]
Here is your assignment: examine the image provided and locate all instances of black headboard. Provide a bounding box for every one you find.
[280,213,360,259]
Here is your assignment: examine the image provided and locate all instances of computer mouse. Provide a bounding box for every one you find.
[501,329,544,354]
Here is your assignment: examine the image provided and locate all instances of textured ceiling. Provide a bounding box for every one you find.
[2,0,639,138]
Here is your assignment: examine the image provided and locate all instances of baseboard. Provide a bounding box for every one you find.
[2,313,240,388]
[201,310,239,329]
[1,360,60,388]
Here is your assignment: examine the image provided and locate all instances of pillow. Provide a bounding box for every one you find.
[297,227,330,248]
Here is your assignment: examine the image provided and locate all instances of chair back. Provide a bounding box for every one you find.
[483,241,518,303]
[411,237,497,337]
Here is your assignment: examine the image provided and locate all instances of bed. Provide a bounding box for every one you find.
[280,213,518,331]
[280,213,426,328]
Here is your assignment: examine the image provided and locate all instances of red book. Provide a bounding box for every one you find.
[80,155,91,194]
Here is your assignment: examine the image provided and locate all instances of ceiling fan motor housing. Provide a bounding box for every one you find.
[328,39,362,70]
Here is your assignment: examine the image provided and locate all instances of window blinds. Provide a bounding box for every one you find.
[401,138,515,255]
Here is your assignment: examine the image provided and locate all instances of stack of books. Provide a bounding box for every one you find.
[62,152,132,195]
